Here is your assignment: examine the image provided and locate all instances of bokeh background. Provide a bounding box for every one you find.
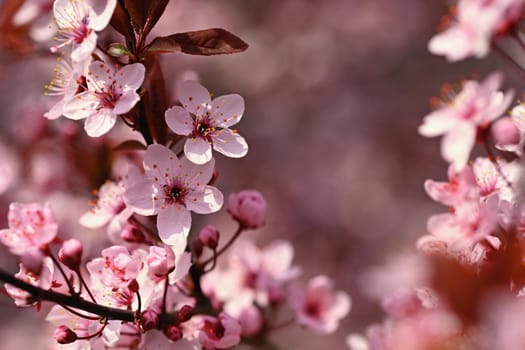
[0,0,522,349]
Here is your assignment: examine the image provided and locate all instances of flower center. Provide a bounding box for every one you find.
[72,17,91,44]
[204,320,225,340]
[163,184,187,205]
[96,84,120,110]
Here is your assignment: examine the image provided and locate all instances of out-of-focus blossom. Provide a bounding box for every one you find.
[87,245,144,289]
[0,202,58,256]
[0,143,18,195]
[79,180,133,235]
[5,257,54,307]
[197,313,242,350]
[124,144,223,245]
[63,61,145,137]
[165,80,248,164]
[58,238,83,271]
[227,190,267,229]
[290,275,351,334]
[424,164,478,207]
[428,0,524,61]
[13,0,55,42]
[419,72,513,170]
[51,0,117,62]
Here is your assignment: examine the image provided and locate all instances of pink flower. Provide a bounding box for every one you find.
[51,0,117,62]
[197,313,242,350]
[290,275,351,334]
[0,202,58,256]
[63,61,145,137]
[5,257,54,307]
[147,246,175,279]
[428,0,524,61]
[419,72,513,169]
[124,144,223,245]
[227,190,267,229]
[79,180,133,234]
[165,80,248,164]
[87,245,144,288]
[424,164,478,207]
[58,238,83,271]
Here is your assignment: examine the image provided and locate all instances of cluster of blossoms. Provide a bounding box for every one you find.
[0,0,350,349]
[347,1,525,349]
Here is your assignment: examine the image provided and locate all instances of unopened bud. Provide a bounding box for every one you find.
[121,223,146,243]
[128,279,139,293]
[58,239,83,271]
[198,225,219,249]
[55,325,77,344]
[163,325,183,342]
[492,117,521,146]
[141,309,159,331]
[108,43,131,58]
[178,305,193,323]
[227,190,267,229]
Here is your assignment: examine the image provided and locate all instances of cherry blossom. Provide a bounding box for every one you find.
[0,202,58,256]
[197,313,242,350]
[428,0,524,61]
[290,275,351,334]
[419,72,513,169]
[63,61,145,137]
[5,257,54,307]
[124,144,223,245]
[51,0,117,62]
[165,80,248,164]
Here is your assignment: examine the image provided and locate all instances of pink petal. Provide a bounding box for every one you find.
[179,156,215,188]
[212,129,248,158]
[116,63,145,90]
[441,122,476,170]
[71,31,97,62]
[113,91,140,115]
[79,210,112,228]
[90,0,117,31]
[62,92,97,120]
[178,80,211,117]
[124,179,156,216]
[185,185,223,214]
[143,144,179,172]
[157,205,191,245]
[211,94,245,127]
[184,137,212,164]
[87,61,114,89]
[165,106,193,135]
[84,111,117,137]
[418,110,456,137]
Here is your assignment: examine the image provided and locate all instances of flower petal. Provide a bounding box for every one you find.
[178,80,211,117]
[185,185,223,214]
[113,91,140,115]
[71,31,97,62]
[157,205,191,245]
[143,144,179,172]
[90,0,117,31]
[212,129,248,158]
[211,94,245,127]
[117,63,145,90]
[124,180,156,216]
[184,137,212,164]
[165,106,193,136]
[84,111,117,137]
[62,92,97,120]
[441,122,476,170]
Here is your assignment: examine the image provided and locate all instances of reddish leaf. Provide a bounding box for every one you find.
[123,0,168,37]
[144,28,248,56]
[110,1,136,45]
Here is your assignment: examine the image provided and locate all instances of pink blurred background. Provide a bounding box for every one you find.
[1,0,522,349]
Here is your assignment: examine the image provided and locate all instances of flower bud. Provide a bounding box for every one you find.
[58,238,83,271]
[54,325,77,344]
[121,223,146,243]
[164,325,183,342]
[492,117,521,146]
[238,306,263,337]
[199,225,219,249]
[128,279,139,293]
[141,309,159,331]
[178,305,194,323]
[227,190,267,229]
[108,43,132,58]
[147,246,175,277]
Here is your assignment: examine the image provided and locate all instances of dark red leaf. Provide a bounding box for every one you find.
[113,140,147,152]
[144,28,248,56]
[110,1,136,44]
[123,0,168,37]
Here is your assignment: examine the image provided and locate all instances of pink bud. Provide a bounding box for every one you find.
[199,225,219,249]
[54,325,77,344]
[121,223,146,243]
[147,246,175,277]
[227,190,267,229]
[178,305,193,323]
[492,117,521,146]
[141,309,159,331]
[58,238,83,271]
[238,306,263,337]
[164,324,183,342]
[128,279,139,293]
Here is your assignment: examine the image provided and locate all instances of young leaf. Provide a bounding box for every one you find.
[123,0,168,37]
[144,28,249,56]
[110,1,136,46]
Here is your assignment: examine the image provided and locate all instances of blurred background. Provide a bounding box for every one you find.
[0,0,521,349]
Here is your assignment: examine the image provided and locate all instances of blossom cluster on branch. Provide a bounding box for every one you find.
[0,0,350,349]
